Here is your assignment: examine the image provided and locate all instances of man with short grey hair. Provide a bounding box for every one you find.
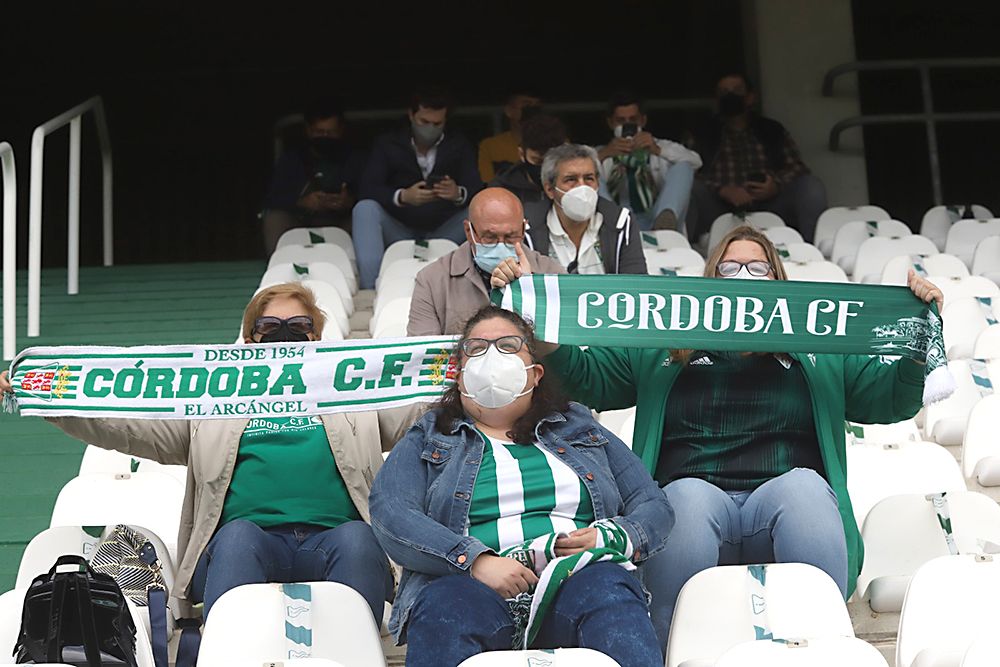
[525,144,647,275]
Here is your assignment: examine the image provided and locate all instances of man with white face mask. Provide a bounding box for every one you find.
[595,92,702,233]
[353,88,482,289]
[524,143,647,275]
[407,188,564,336]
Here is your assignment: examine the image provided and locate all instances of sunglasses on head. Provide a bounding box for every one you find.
[253,316,314,337]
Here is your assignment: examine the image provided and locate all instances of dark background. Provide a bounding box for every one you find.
[0,1,997,267]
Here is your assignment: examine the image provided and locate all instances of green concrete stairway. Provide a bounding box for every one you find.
[0,261,264,589]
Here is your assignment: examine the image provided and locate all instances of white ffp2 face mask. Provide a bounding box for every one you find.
[555,185,599,222]
[723,266,771,280]
[460,346,536,409]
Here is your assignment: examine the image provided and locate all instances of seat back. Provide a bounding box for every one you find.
[973,325,1000,360]
[881,253,969,286]
[50,472,185,565]
[962,394,1000,480]
[707,212,785,254]
[269,244,357,293]
[370,297,412,338]
[197,582,386,667]
[666,563,853,667]
[715,636,889,666]
[830,220,911,276]
[857,492,1000,611]
[299,279,350,337]
[920,205,993,252]
[276,226,355,259]
[945,218,1000,267]
[961,635,1000,667]
[78,446,187,486]
[644,247,706,276]
[373,258,431,316]
[897,555,1000,667]
[15,526,102,589]
[784,261,849,283]
[971,236,1000,282]
[762,226,804,246]
[259,262,355,315]
[775,242,824,263]
[924,359,989,446]
[376,239,457,287]
[458,649,621,666]
[928,275,1000,306]
[942,297,1000,360]
[815,205,892,257]
[845,441,965,529]
[852,236,938,283]
[640,229,690,251]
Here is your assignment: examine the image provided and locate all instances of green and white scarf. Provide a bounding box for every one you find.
[500,519,634,649]
[606,150,656,214]
[4,337,458,419]
[493,274,954,406]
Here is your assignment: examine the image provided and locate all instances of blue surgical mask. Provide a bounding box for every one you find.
[470,227,518,274]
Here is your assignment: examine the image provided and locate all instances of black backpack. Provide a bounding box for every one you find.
[14,555,138,666]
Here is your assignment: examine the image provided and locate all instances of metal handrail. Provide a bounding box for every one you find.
[1,142,16,360]
[274,97,714,161]
[823,58,1000,205]
[27,95,113,338]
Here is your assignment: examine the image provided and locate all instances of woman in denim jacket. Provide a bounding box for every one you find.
[370,305,673,667]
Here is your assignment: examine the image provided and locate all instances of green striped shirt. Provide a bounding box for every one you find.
[468,431,595,552]
[655,352,825,491]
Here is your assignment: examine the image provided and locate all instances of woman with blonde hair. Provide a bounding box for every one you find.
[1,282,422,622]
[490,225,944,651]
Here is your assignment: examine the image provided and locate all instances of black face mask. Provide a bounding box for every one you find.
[717,92,747,117]
[523,160,542,185]
[308,137,345,158]
[258,323,310,344]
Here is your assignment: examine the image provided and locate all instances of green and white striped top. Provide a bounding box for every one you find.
[467,431,595,552]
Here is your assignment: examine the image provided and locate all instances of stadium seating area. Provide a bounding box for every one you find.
[2,203,1000,666]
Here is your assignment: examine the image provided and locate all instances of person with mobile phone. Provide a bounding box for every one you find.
[595,92,702,233]
[261,97,366,254]
[489,112,567,205]
[352,87,483,289]
[685,72,828,244]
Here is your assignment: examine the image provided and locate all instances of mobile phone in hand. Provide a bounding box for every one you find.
[747,171,767,183]
[621,122,639,138]
[424,174,444,189]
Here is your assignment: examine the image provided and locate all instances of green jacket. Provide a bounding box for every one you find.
[547,345,926,596]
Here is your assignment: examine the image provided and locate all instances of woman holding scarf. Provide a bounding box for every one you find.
[369,305,672,667]
[488,225,944,652]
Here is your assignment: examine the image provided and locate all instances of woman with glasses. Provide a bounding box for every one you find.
[369,305,672,667]
[489,225,944,653]
[0,283,421,622]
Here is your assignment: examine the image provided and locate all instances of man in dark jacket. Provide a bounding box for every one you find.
[489,111,567,205]
[524,143,646,275]
[352,89,482,289]
[262,98,366,254]
[687,73,827,244]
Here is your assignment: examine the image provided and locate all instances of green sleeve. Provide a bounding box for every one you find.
[546,345,638,412]
[843,355,924,424]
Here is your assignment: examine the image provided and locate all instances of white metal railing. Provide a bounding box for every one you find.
[1,142,16,360]
[27,95,113,337]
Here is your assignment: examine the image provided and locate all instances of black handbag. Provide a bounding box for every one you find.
[14,554,137,666]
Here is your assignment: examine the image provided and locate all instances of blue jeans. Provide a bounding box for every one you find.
[600,161,696,232]
[404,562,662,667]
[191,519,393,621]
[351,199,468,289]
[640,468,848,653]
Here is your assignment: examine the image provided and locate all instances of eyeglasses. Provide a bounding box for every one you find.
[253,316,314,337]
[468,221,526,249]
[716,260,772,277]
[460,335,526,357]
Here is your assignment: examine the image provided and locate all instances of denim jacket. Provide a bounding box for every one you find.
[369,401,675,643]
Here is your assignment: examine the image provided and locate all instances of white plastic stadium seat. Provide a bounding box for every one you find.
[15,526,101,589]
[269,243,357,294]
[644,247,706,277]
[962,395,1000,486]
[50,472,185,565]
[259,261,354,315]
[881,253,969,287]
[373,258,430,318]
[598,407,637,448]
[923,359,992,446]
[300,279,350,338]
[928,275,1000,307]
[784,261,849,283]
[846,419,921,446]
[845,441,965,529]
[945,218,1000,267]
[941,297,1000,360]
[370,298,411,338]
[971,236,1000,284]
[920,205,993,252]
[961,635,1000,667]
[276,226,355,260]
[197,582,385,667]
[852,236,938,283]
[763,226,804,245]
[973,325,1000,360]
[815,205,891,258]
[79,445,187,487]
[707,211,785,254]
[830,219,911,277]
[896,555,1000,667]
[640,229,690,250]
[459,649,621,667]
[857,492,1000,613]
[775,242,824,263]
[666,563,853,667]
[376,239,458,289]
[715,637,889,666]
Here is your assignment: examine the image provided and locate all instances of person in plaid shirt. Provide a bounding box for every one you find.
[686,73,827,243]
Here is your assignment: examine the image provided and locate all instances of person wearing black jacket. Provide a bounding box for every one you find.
[489,111,567,205]
[352,89,482,289]
[524,143,646,275]
[686,73,827,244]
